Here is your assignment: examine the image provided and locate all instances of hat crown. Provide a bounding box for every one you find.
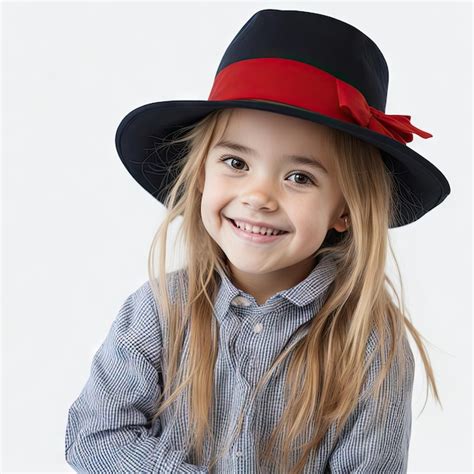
[216,9,389,112]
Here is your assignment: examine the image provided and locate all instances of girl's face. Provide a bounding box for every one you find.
[198,108,348,300]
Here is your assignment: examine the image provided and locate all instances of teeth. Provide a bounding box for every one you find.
[234,220,283,236]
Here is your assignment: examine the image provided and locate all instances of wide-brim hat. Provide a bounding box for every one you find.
[114,8,450,228]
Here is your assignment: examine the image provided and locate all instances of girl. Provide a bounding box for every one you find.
[65,9,450,474]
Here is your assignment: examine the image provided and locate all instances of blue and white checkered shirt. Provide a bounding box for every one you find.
[65,254,414,473]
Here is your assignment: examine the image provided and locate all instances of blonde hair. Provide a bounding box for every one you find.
[146,108,441,473]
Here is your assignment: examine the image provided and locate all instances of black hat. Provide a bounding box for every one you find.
[115,8,450,228]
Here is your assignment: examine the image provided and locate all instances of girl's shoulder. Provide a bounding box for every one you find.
[142,266,190,307]
[112,268,188,360]
[128,267,189,325]
[361,325,415,407]
[365,325,414,364]
[129,267,188,300]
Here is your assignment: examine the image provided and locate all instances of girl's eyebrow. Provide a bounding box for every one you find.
[213,139,329,175]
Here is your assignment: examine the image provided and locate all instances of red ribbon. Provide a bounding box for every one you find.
[208,58,432,145]
[336,79,432,143]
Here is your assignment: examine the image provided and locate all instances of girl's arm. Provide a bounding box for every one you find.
[65,281,208,473]
[326,336,415,473]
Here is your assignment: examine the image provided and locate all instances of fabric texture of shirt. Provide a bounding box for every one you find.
[65,253,414,473]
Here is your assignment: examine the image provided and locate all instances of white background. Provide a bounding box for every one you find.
[2,1,472,472]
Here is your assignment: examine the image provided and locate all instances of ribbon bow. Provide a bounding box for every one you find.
[336,79,433,144]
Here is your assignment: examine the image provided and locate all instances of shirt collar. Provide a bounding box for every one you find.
[212,253,338,323]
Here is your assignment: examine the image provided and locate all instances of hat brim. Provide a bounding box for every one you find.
[115,99,451,228]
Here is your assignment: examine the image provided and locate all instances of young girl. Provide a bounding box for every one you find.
[65,9,450,474]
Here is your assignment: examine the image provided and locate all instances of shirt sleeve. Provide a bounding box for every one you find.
[326,333,415,474]
[65,280,208,473]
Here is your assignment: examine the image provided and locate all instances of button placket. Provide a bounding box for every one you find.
[229,318,254,392]
[232,413,251,464]
[247,321,263,375]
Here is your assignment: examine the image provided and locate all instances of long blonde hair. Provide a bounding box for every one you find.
[146,107,441,473]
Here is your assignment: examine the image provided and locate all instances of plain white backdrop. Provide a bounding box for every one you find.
[2,1,472,472]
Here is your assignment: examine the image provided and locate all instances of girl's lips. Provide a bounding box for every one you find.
[225,216,289,244]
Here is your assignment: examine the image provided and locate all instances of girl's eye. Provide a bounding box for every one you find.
[219,155,317,187]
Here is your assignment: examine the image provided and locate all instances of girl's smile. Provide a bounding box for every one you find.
[225,215,289,245]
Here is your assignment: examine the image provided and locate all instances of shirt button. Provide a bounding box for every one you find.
[231,295,252,307]
[234,450,243,457]
[253,322,263,333]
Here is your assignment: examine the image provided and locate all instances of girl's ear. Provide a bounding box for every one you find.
[331,205,350,233]
[331,216,347,233]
